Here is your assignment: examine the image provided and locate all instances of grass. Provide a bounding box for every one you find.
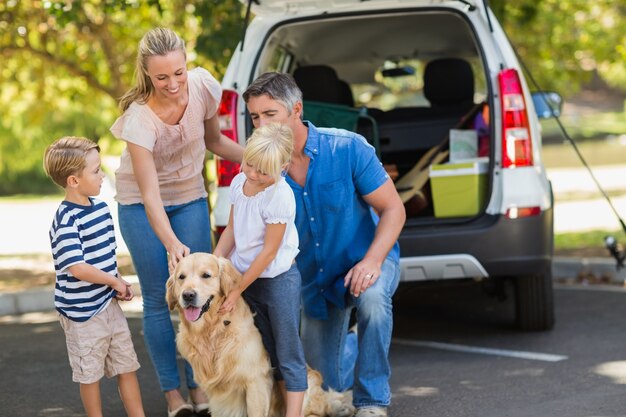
[555,229,624,250]
[540,109,626,168]
[540,115,626,254]
[541,110,626,141]
[0,194,62,202]
[542,138,626,168]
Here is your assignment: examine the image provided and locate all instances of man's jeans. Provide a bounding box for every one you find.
[301,258,400,407]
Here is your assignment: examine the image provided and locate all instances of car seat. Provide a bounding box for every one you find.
[293,65,380,157]
[424,57,475,116]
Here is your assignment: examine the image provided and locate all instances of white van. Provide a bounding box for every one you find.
[213,0,561,331]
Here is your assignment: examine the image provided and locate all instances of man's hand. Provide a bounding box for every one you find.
[344,258,381,297]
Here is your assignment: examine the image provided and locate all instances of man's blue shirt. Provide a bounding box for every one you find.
[285,122,400,320]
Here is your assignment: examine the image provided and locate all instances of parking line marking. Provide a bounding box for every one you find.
[392,339,568,362]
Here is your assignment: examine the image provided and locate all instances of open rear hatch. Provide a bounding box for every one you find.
[245,2,495,223]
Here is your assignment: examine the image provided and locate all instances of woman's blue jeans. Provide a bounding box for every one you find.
[300,257,400,408]
[118,198,212,392]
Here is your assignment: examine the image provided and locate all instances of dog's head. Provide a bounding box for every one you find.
[166,253,241,324]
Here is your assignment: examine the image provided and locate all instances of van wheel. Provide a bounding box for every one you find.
[514,272,555,331]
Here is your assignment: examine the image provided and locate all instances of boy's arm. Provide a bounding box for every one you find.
[68,263,129,297]
[219,222,286,313]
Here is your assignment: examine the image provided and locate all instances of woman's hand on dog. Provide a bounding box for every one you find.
[167,240,191,273]
[219,289,242,314]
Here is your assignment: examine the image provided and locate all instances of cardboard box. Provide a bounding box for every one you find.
[429,161,488,218]
[449,129,478,162]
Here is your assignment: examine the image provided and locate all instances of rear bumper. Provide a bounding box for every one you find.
[398,208,554,281]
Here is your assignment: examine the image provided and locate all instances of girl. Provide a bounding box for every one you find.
[214,122,307,417]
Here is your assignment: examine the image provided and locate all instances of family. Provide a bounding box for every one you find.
[44,27,405,417]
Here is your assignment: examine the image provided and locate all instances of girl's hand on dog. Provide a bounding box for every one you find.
[219,290,241,314]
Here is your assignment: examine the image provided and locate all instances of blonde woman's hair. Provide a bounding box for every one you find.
[43,136,100,188]
[118,27,186,111]
[242,123,294,184]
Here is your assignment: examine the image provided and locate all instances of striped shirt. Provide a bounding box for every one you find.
[49,198,117,322]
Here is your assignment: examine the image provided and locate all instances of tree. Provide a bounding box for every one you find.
[2,0,626,194]
[0,0,243,194]
[490,0,626,94]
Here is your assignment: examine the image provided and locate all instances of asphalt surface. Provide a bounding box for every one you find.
[4,283,626,416]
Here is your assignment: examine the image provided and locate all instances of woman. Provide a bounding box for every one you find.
[110,27,243,417]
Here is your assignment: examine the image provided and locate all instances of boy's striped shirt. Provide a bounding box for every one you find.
[49,198,117,322]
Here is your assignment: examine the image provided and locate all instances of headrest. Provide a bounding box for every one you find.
[337,80,354,107]
[293,65,342,104]
[424,58,474,107]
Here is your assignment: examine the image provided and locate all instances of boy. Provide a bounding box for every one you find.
[44,136,145,417]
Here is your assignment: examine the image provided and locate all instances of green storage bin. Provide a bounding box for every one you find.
[429,161,488,218]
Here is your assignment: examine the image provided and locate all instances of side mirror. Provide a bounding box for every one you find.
[531,91,563,119]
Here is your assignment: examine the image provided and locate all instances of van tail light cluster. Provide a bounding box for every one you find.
[214,225,227,237]
[216,89,241,187]
[505,206,541,219]
[498,68,533,168]
[499,69,542,218]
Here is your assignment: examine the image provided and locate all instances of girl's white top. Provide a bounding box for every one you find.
[229,172,299,278]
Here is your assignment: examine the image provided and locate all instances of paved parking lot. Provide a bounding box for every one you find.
[3,283,626,417]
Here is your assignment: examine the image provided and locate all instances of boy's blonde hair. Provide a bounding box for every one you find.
[243,123,293,183]
[43,136,100,188]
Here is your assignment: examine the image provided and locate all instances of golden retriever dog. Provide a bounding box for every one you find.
[166,252,354,417]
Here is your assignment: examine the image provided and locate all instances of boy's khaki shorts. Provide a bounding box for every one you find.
[59,299,140,384]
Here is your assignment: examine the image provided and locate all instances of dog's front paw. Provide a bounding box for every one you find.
[333,403,355,417]
[326,390,355,417]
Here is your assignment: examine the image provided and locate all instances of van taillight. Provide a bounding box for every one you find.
[505,206,541,219]
[498,69,533,168]
[216,89,240,186]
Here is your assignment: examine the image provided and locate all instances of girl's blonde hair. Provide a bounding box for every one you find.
[242,123,294,184]
[118,28,186,111]
[43,136,100,188]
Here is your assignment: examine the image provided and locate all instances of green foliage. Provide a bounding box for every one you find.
[490,0,626,95]
[2,0,626,194]
[194,0,244,75]
[0,0,244,195]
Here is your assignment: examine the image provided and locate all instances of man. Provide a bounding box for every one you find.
[243,72,405,417]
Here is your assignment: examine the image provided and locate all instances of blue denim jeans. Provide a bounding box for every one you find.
[243,264,308,392]
[300,257,400,408]
[118,198,212,392]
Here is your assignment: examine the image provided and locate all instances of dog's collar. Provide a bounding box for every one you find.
[200,295,214,316]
